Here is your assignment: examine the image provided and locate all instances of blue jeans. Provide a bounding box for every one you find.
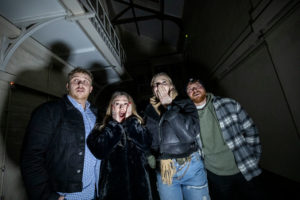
[157,152,210,200]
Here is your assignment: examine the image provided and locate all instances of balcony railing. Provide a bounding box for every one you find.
[79,0,126,66]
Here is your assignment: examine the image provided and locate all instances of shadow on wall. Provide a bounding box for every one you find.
[88,62,109,121]
[0,41,71,199]
[92,71,135,123]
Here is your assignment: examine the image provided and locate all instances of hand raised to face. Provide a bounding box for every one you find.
[112,95,132,122]
[125,103,132,118]
[152,75,173,106]
[156,85,172,105]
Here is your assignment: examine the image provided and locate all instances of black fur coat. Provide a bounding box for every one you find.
[87,116,153,200]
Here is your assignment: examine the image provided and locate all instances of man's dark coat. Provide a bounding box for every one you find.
[21,95,97,200]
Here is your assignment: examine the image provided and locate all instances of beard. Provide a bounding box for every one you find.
[191,93,206,104]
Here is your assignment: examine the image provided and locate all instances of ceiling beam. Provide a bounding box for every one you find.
[113,15,182,29]
[113,0,182,28]
[111,6,131,22]
[113,15,158,24]
[129,0,140,36]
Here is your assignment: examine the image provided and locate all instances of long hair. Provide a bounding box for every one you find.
[150,72,175,88]
[99,91,143,129]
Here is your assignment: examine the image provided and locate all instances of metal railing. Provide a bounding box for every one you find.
[79,0,126,66]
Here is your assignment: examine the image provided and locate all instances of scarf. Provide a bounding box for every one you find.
[150,89,178,185]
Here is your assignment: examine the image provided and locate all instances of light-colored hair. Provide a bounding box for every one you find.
[150,72,177,97]
[99,91,143,129]
[150,72,174,88]
[67,67,93,84]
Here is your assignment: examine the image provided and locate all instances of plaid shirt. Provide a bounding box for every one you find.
[212,95,262,181]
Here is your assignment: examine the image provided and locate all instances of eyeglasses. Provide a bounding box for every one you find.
[152,80,169,88]
[187,85,203,93]
[186,78,204,93]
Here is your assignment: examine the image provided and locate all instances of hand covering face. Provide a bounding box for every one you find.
[150,89,178,115]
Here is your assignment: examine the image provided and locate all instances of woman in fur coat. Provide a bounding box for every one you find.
[87,91,153,200]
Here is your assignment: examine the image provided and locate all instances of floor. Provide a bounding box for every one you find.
[149,169,300,200]
[260,169,300,200]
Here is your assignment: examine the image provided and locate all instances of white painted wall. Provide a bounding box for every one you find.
[0,16,73,200]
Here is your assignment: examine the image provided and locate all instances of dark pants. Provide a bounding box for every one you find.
[207,170,265,200]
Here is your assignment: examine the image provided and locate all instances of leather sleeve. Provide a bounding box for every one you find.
[164,98,199,139]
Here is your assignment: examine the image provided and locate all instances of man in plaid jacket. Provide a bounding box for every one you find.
[186,78,263,200]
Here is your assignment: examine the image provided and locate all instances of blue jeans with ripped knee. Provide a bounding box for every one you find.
[157,152,210,200]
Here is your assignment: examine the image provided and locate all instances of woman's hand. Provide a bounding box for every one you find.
[112,102,131,123]
[125,102,132,118]
[157,85,172,106]
[112,106,123,123]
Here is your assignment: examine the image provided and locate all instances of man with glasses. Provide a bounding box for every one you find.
[21,67,100,200]
[186,78,263,200]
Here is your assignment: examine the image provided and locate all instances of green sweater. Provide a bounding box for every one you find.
[197,93,239,175]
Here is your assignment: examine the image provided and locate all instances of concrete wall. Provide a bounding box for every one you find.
[0,16,73,200]
[183,0,300,182]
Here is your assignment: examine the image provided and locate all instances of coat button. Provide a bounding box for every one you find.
[78,151,83,156]
[77,169,81,173]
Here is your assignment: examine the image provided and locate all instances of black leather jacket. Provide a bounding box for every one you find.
[144,96,200,159]
[21,95,97,200]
